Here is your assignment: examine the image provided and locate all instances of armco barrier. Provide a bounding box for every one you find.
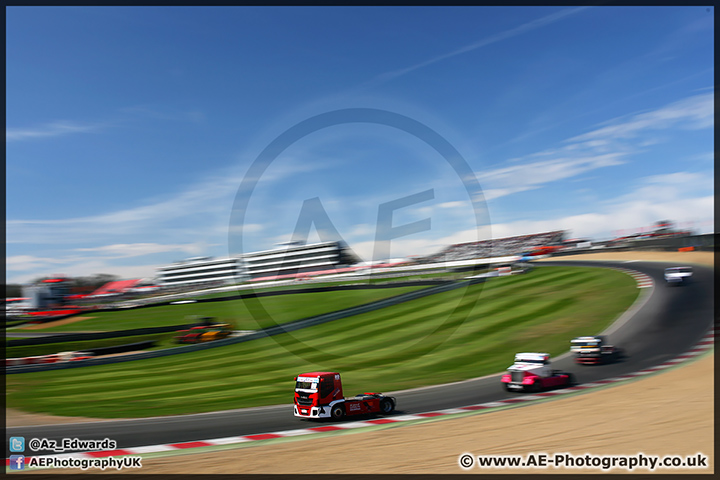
[78,279,451,313]
[85,340,156,356]
[6,278,484,374]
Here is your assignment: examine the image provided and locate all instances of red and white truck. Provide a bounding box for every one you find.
[501,353,574,392]
[293,372,396,419]
[570,335,624,365]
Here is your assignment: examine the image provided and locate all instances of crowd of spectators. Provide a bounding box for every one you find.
[416,230,566,264]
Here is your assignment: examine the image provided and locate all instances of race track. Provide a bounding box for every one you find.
[7,260,713,457]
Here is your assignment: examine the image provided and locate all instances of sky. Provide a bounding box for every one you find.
[6,6,714,284]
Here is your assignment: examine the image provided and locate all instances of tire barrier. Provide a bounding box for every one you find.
[5,341,157,366]
[5,353,88,366]
[8,322,207,347]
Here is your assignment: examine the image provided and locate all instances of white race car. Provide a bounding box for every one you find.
[664,266,693,285]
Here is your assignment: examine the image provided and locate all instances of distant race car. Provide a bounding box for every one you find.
[664,266,693,286]
[174,323,233,344]
[570,336,624,365]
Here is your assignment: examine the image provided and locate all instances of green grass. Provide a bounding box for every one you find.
[11,286,424,333]
[6,266,638,419]
[190,272,467,299]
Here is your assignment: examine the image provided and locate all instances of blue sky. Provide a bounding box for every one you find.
[6,6,714,284]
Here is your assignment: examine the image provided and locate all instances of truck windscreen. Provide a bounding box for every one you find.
[295,381,317,390]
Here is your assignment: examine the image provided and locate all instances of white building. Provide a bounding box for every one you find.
[156,257,247,287]
[242,241,358,279]
[156,242,359,286]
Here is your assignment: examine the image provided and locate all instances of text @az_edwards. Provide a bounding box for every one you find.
[25,437,116,453]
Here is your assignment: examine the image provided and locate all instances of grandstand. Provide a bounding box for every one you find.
[416,230,566,264]
[156,257,247,286]
[91,278,143,296]
[242,241,359,279]
[609,220,694,245]
[153,242,359,286]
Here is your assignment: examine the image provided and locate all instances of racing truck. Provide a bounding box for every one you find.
[501,353,574,392]
[293,372,396,420]
[664,266,693,286]
[570,335,624,365]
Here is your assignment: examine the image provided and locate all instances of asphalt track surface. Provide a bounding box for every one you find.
[7,260,714,457]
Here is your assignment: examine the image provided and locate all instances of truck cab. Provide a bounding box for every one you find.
[570,336,622,364]
[501,353,573,392]
[293,372,395,420]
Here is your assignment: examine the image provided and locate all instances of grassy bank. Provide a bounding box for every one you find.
[12,285,425,333]
[6,266,638,418]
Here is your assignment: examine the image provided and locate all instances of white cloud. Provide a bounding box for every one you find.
[345,168,713,258]
[568,92,714,143]
[74,242,206,258]
[490,196,713,241]
[230,224,264,234]
[486,169,714,241]
[477,154,626,196]
[5,251,170,284]
[7,167,245,245]
[482,186,537,201]
[7,149,336,248]
[348,223,375,238]
[6,255,65,272]
[6,121,102,142]
[476,92,714,202]
[685,151,714,163]
[438,201,466,209]
[614,171,713,205]
[5,253,163,284]
[364,7,588,88]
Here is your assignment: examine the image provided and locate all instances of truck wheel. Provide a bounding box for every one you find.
[330,405,344,420]
[380,398,394,414]
[532,380,543,393]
